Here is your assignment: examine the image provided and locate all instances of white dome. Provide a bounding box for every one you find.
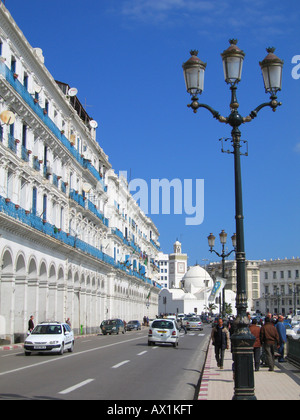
[183,265,213,292]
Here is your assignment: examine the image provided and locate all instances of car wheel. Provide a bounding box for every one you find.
[68,341,74,353]
[148,341,153,346]
[25,351,31,356]
[59,343,64,355]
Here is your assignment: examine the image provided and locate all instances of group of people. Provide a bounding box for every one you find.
[143,316,150,327]
[249,314,286,371]
[211,313,287,372]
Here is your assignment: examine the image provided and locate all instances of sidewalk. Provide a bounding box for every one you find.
[198,341,300,400]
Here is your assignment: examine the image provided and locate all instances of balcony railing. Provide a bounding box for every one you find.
[0,194,160,288]
[8,134,17,153]
[0,61,107,191]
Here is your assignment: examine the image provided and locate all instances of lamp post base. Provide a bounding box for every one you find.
[231,322,257,400]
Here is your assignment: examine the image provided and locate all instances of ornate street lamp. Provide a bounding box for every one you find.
[208,230,236,317]
[221,39,245,85]
[183,40,283,400]
[182,50,207,95]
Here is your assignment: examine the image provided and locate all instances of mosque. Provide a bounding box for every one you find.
[158,240,237,316]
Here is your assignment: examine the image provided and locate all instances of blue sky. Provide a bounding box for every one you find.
[6,0,300,265]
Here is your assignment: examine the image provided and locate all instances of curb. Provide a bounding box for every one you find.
[197,340,213,400]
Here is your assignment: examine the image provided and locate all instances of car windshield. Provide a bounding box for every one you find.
[189,318,200,322]
[103,320,117,325]
[129,321,138,324]
[152,320,174,329]
[31,325,62,335]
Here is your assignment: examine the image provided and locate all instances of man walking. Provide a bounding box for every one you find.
[211,318,230,369]
[260,317,279,371]
[249,318,262,371]
[276,315,287,362]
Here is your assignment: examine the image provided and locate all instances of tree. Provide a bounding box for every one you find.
[204,303,217,315]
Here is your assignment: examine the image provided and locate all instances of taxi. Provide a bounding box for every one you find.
[24,322,74,355]
[148,319,179,348]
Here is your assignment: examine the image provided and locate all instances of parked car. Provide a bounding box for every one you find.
[126,320,141,331]
[100,319,125,335]
[148,319,179,348]
[24,322,74,356]
[186,317,203,331]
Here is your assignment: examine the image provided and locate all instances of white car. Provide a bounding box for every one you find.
[148,319,179,348]
[24,322,74,356]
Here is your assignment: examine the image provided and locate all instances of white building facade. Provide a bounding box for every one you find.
[0,4,161,344]
[157,252,169,289]
[254,258,300,316]
[159,265,216,316]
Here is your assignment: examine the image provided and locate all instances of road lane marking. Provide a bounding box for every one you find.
[1,352,23,358]
[59,379,95,395]
[137,351,147,356]
[0,335,148,377]
[112,360,130,368]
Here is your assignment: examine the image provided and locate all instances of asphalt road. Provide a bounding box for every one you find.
[0,325,210,400]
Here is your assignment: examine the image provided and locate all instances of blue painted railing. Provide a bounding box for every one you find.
[0,195,160,288]
[0,61,107,191]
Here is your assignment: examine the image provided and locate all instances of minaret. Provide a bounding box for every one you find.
[168,239,187,288]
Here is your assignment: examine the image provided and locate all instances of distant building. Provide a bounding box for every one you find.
[158,264,237,316]
[206,260,260,312]
[254,258,300,316]
[168,240,188,289]
[157,252,169,289]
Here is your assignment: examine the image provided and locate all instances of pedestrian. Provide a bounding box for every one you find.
[66,318,71,327]
[28,315,34,333]
[260,316,279,371]
[275,315,287,362]
[249,319,262,371]
[211,318,230,369]
[178,318,187,334]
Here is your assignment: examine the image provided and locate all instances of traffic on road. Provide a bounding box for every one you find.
[0,314,211,401]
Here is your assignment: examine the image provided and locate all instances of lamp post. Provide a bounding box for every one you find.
[182,39,283,400]
[208,231,236,317]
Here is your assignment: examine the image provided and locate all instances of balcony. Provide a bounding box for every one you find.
[69,189,85,208]
[8,134,17,153]
[0,194,159,288]
[0,61,107,191]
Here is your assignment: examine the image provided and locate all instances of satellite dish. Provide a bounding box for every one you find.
[0,110,15,125]
[82,183,92,193]
[89,120,98,129]
[68,87,78,97]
